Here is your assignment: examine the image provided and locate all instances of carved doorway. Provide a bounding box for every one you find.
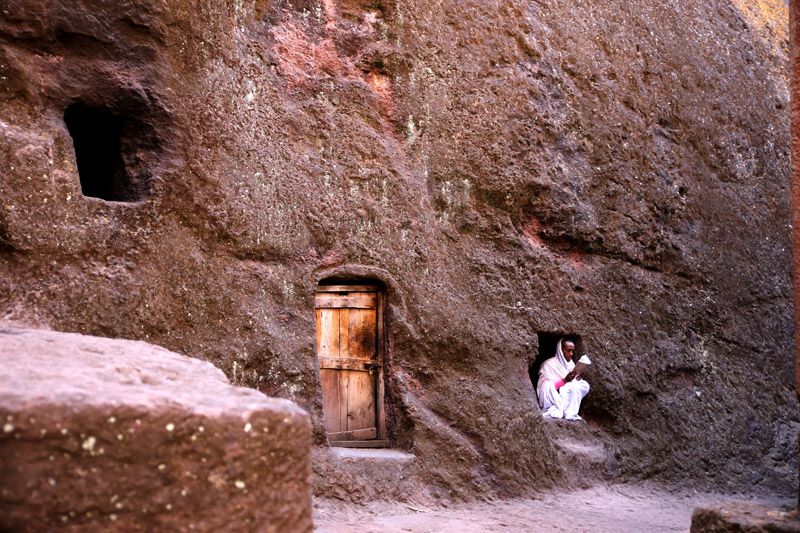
[315,283,387,447]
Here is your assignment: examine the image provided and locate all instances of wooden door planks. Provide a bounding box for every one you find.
[320,368,344,433]
[327,428,379,442]
[315,288,383,443]
[346,308,377,362]
[375,291,387,439]
[316,308,340,357]
[318,356,381,371]
[346,369,376,432]
[315,293,376,309]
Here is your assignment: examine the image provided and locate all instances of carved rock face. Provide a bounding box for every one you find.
[0,0,795,499]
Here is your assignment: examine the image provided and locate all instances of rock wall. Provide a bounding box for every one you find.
[0,0,796,499]
[792,0,800,399]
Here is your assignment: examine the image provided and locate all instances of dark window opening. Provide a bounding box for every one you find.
[529,332,584,392]
[64,103,150,202]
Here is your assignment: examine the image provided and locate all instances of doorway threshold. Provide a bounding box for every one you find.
[331,440,389,449]
[330,447,415,462]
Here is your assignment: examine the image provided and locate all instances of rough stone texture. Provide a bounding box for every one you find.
[691,502,800,533]
[792,0,800,398]
[0,326,312,532]
[312,446,417,504]
[0,0,796,501]
[787,0,800,510]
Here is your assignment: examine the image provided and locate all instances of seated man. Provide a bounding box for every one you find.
[537,338,590,420]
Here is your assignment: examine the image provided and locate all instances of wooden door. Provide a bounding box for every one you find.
[315,286,384,442]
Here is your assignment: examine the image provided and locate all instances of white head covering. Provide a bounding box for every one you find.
[537,337,575,388]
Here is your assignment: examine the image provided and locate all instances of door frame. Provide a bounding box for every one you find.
[316,283,387,441]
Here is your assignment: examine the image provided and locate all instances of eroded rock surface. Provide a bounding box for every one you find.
[0,326,312,531]
[0,0,796,500]
[691,502,800,533]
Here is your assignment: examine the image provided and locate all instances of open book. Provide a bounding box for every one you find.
[573,355,592,377]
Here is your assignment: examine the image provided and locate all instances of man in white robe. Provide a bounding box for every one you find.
[537,338,590,420]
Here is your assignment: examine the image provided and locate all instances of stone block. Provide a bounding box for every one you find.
[0,326,312,532]
[691,502,800,532]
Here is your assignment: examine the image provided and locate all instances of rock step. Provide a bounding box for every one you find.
[312,446,417,502]
[543,418,611,488]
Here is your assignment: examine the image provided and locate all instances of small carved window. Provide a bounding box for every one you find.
[64,103,150,202]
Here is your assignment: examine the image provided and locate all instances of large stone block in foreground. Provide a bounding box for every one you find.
[691,502,800,532]
[0,326,312,532]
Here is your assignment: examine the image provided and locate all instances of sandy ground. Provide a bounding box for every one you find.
[313,484,793,532]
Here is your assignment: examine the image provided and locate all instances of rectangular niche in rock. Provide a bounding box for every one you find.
[64,102,151,202]
[529,332,584,392]
[315,282,387,448]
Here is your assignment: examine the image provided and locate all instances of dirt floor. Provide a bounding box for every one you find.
[313,484,794,532]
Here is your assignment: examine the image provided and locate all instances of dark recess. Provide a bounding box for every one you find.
[64,103,149,202]
[529,332,584,400]
[318,277,386,289]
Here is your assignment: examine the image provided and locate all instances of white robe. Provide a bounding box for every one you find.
[537,339,590,420]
